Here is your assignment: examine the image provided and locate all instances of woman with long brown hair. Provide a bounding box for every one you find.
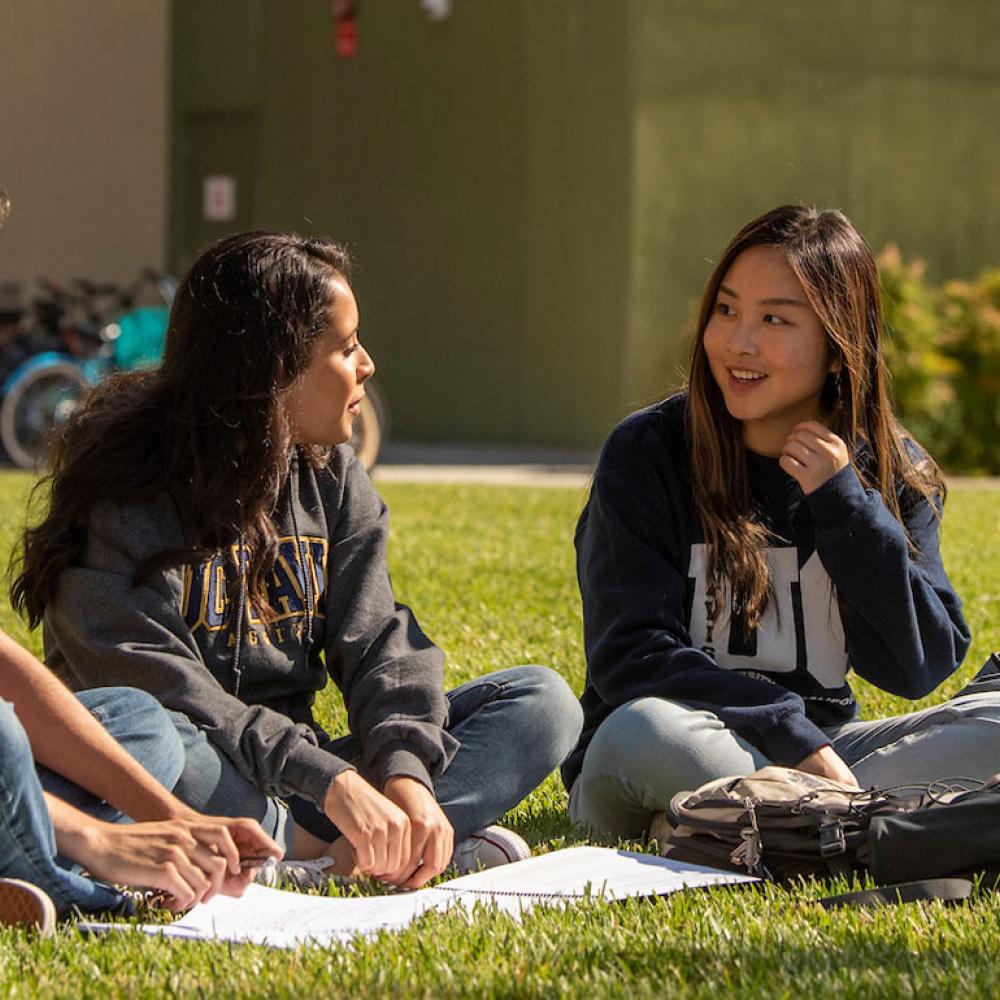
[13,231,582,887]
[563,203,996,837]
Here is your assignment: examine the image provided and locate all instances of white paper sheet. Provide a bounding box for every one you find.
[437,845,754,915]
[78,846,755,948]
[175,883,454,948]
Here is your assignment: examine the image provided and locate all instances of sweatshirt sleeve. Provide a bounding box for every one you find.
[322,456,458,791]
[578,422,830,766]
[803,462,970,698]
[44,500,350,808]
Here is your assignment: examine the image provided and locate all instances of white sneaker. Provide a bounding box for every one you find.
[254,856,338,890]
[0,878,56,935]
[452,826,531,874]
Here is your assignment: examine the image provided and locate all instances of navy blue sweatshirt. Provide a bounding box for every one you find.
[561,394,970,790]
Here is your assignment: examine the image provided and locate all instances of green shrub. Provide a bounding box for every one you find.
[879,246,1000,474]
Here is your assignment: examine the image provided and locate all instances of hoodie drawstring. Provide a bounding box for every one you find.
[287,487,315,652]
[230,529,248,698]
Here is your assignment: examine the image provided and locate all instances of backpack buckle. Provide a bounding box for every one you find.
[729,798,765,876]
[730,826,764,876]
[819,819,847,857]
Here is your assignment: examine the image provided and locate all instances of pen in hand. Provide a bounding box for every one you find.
[238,855,276,870]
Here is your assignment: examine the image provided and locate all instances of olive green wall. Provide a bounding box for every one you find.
[626,0,1000,409]
[171,1,629,446]
[171,1,1000,447]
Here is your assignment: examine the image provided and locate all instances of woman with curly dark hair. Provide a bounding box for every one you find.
[14,231,581,887]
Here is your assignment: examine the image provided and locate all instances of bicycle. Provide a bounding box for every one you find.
[0,275,389,471]
[349,379,389,471]
[0,271,174,469]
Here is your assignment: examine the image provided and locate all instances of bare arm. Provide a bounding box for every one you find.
[0,629,186,822]
[45,793,278,910]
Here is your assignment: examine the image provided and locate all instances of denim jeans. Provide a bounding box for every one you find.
[0,687,186,917]
[170,665,583,853]
[570,659,1000,837]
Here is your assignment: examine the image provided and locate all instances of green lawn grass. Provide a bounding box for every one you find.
[0,471,998,998]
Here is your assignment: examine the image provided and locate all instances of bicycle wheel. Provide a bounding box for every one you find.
[0,361,90,469]
[349,392,384,471]
[363,379,390,441]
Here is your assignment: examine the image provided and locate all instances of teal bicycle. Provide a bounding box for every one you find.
[0,282,171,469]
[0,274,388,470]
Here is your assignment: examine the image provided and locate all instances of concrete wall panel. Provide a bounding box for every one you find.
[0,0,169,288]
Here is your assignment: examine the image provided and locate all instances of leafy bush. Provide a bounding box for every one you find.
[879,246,1000,474]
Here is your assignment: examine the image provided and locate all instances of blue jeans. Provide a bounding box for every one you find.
[170,666,583,853]
[570,660,1000,837]
[0,688,186,917]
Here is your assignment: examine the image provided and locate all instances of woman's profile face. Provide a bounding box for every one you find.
[702,244,838,455]
[283,276,375,447]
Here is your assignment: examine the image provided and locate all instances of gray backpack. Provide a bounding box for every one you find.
[664,766,981,878]
[662,653,1000,906]
[663,765,1000,905]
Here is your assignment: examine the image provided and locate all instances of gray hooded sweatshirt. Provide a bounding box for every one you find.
[44,446,457,808]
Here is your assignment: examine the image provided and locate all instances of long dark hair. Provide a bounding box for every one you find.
[11,231,351,627]
[686,204,943,630]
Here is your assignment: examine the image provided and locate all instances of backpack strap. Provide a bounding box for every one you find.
[818,877,974,909]
[818,818,869,880]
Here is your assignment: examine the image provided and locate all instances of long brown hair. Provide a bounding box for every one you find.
[686,204,942,630]
[11,231,351,627]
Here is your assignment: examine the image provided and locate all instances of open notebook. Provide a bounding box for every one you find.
[80,846,756,949]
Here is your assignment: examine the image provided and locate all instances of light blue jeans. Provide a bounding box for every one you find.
[570,661,1000,837]
[169,666,584,853]
[0,688,186,917]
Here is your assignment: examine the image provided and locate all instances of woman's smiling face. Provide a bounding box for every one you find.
[702,244,839,456]
[283,275,375,447]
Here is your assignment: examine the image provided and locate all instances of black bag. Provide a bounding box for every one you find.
[866,788,1000,886]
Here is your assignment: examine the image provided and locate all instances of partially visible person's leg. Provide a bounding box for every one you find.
[429,665,582,839]
[37,688,186,823]
[0,699,125,917]
[953,653,1000,698]
[569,698,771,838]
[166,711,296,853]
[831,690,1000,789]
[289,665,583,845]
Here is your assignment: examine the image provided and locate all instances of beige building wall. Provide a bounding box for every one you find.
[0,0,169,290]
